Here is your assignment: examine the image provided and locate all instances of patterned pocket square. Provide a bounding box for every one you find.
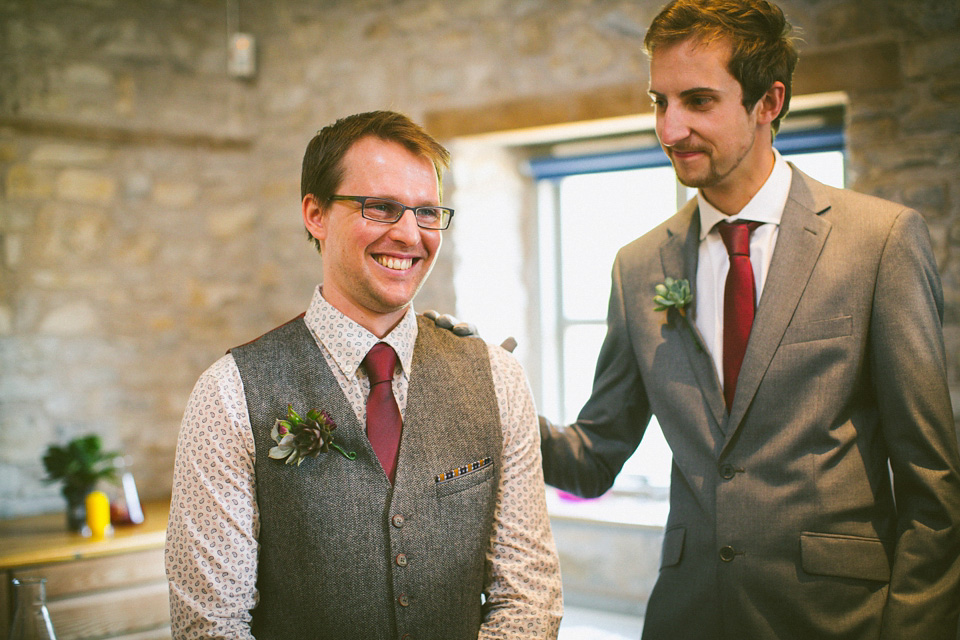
[435,457,493,483]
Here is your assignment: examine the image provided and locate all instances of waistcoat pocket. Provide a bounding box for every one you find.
[435,460,495,498]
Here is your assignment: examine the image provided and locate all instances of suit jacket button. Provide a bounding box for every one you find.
[392,514,405,528]
[720,463,737,479]
[398,593,410,607]
[396,553,408,567]
[719,546,737,562]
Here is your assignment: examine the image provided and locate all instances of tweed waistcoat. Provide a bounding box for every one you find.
[231,315,503,640]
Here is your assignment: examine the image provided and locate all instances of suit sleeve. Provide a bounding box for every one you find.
[540,251,654,498]
[870,209,960,638]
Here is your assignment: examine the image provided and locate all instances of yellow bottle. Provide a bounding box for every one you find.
[85,490,112,540]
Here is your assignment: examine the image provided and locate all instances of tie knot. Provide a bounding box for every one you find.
[719,220,762,257]
[364,343,397,385]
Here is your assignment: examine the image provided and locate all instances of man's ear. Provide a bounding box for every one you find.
[303,194,327,244]
[756,81,786,126]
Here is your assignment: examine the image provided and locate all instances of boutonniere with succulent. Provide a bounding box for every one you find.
[653,277,693,316]
[269,405,356,466]
[654,277,702,350]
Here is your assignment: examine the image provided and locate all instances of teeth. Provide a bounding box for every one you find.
[376,255,413,270]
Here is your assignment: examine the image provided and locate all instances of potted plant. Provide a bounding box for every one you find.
[42,435,119,532]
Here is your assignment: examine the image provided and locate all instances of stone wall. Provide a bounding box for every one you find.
[1,0,959,517]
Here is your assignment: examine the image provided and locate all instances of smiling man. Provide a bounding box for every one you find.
[165,111,562,639]
[539,1,960,638]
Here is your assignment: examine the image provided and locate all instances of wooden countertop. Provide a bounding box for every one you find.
[0,500,170,570]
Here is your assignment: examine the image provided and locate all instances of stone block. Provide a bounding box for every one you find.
[0,204,36,232]
[4,233,22,268]
[846,116,899,145]
[30,143,111,166]
[904,35,960,79]
[115,74,136,117]
[124,173,152,200]
[813,2,887,45]
[152,181,199,208]
[0,464,24,499]
[208,203,258,238]
[0,140,19,163]
[6,163,55,200]
[114,233,159,266]
[64,63,113,88]
[0,405,55,465]
[889,0,960,37]
[901,104,960,135]
[37,302,100,336]
[932,78,960,104]
[902,182,948,218]
[0,305,12,335]
[55,169,117,205]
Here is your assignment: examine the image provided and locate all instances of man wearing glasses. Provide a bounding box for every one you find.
[165,111,562,639]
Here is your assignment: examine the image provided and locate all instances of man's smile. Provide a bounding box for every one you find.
[374,254,414,271]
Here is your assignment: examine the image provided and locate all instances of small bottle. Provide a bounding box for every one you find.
[84,490,113,540]
[9,577,58,639]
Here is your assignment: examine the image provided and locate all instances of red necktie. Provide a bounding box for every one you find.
[363,343,402,483]
[719,221,762,411]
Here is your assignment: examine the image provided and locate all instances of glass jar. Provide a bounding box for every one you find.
[9,577,58,640]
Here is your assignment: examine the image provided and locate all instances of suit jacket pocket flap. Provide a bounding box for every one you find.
[782,315,853,345]
[800,532,890,582]
[660,526,685,568]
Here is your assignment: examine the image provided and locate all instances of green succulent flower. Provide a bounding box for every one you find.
[269,405,356,466]
[653,277,693,315]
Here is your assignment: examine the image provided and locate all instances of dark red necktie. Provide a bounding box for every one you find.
[719,220,762,411]
[363,343,402,483]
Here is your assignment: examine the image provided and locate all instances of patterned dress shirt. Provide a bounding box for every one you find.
[165,286,563,638]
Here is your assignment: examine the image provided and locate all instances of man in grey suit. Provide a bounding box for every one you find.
[539,1,960,638]
[166,111,562,639]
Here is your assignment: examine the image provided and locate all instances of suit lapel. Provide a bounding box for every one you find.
[659,200,728,431]
[723,168,833,444]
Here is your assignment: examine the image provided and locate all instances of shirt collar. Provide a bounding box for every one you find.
[698,148,792,240]
[303,286,418,379]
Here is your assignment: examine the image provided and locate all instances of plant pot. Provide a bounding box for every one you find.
[65,487,94,532]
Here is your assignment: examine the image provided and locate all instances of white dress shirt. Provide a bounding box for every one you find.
[694,149,793,389]
[165,286,563,639]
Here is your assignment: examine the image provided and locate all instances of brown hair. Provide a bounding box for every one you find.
[644,0,799,135]
[301,110,451,252]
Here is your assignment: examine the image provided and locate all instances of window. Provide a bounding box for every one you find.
[532,112,845,496]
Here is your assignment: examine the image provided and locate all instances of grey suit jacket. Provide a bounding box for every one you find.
[541,167,960,639]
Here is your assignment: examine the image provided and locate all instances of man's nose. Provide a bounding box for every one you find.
[387,207,422,244]
[657,106,690,148]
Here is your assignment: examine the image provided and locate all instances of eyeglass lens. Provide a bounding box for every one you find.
[363,198,449,229]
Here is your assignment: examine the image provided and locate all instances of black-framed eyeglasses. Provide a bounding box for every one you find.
[329,195,454,230]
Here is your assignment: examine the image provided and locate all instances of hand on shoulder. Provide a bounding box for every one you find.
[421,309,517,353]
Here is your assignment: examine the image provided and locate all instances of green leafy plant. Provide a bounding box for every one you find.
[42,435,119,503]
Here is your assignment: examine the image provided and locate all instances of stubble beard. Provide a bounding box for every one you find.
[668,125,758,191]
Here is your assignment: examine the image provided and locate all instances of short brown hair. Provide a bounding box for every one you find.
[644,0,799,135]
[301,111,451,252]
